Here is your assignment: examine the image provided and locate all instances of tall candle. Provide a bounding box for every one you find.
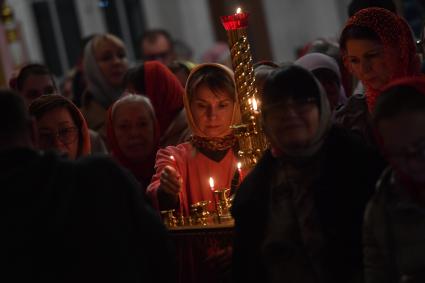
[170,155,184,216]
[209,177,215,192]
[237,162,243,183]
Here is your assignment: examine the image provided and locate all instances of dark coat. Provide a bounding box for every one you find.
[363,168,425,283]
[232,126,386,283]
[334,94,375,147]
[2,148,176,283]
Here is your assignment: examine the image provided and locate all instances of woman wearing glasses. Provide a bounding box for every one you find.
[29,95,91,160]
[232,65,385,283]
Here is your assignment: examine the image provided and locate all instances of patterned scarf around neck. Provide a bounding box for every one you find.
[190,134,237,151]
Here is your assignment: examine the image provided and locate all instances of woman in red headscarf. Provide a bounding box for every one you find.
[106,94,160,190]
[336,7,421,145]
[29,95,91,160]
[364,76,425,283]
[125,61,191,147]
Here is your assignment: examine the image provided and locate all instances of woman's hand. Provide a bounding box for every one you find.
[159,165,181,197]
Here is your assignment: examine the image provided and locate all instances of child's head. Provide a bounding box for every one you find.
[374,78,425,183]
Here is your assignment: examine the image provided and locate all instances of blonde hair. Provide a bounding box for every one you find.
[92,34,125,55]
[186,64,235,102]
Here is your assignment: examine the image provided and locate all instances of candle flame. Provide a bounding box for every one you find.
[252,98,258,111]
[209,177,215,190]
[237,162,242,170]
[169,155,175,161]
[236,7,242,14]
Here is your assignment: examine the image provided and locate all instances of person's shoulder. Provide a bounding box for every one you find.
[324,126,386,169]
[74,155,143,195]
[0,148,67,173]
[325,126,369,151]
[364,167,393,220]
[335,93,367,117]
[232,150,275,213]
[75,155,127,179]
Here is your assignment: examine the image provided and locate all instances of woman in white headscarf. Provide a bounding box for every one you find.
[232,65,385,283]
[81,33,129,139]
[295,52,347,113]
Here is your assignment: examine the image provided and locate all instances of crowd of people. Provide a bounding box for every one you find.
[3,1,425,282]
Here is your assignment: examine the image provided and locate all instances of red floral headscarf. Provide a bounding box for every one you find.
[341,7,421,111]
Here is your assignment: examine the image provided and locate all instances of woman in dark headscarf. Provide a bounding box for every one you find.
[232,65,385,283]
[336,7,421,145]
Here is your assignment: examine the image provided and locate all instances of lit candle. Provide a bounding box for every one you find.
[170,155,184,216]
[209,177,215,192]
[236,7,242,14]
[237,162,243,183]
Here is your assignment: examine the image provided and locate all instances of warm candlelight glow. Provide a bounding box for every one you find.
[252,98,258,111]
[170,155,175,161]
[237,162,242,170]
[209,177,215,191]
[236,7,242,14]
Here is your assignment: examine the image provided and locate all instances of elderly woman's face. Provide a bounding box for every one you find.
[37,107,79,160]
[190,84,234,137]
[263,97,320,151]
[344,39,398,90]
[113,101,155,161]
[94,39,129,88]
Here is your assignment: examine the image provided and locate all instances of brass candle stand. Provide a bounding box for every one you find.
[221,10,268,169]
[213,189,232,222]
[160,190,233,229]
[190,200,212,226]
[160,209,177,228]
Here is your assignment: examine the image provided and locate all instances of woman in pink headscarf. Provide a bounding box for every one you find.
[146,63,243,283]
[146,63,242,214]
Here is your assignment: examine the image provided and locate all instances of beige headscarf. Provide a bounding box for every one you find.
[184,63,241,138]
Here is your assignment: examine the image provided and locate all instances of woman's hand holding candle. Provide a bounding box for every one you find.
[160,165,182,196]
